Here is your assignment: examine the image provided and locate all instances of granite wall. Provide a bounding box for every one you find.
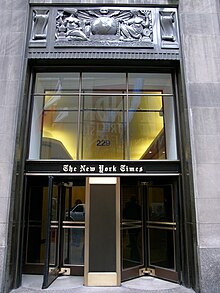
[179,1,220,292]
[1,0,220,292]
[0,0,29,292]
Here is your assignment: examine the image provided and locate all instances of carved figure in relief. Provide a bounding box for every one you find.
[120,10,152,41]
[56,9,89,41]
[55,8,153,44]
[65,9,88,40]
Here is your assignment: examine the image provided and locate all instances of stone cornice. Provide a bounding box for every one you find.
[29,0,179,7]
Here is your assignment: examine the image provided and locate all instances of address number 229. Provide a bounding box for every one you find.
[96,140,111,146]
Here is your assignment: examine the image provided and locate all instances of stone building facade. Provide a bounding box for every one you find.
[0,1,220,293]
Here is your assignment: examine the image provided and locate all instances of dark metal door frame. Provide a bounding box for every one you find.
[121,177,179,283]
[42,176,61,289]
[42,176,86,289]
[144,182,178,282]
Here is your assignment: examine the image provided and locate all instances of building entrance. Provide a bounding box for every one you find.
[23,176,86,288]
[23,175,179,288]
[121,177,179,283]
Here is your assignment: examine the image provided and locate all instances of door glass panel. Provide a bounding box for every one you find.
[148,228,175,269]
[121,178,178,282]
[24,177,86,279]
[63,228,85,265]
[121,185,143,270]
[147,186,174,222]
[48,184,59,267]
[26,184,48,264]
[146,184,176,273]
[49,228,58,265]
[62,183,85,267]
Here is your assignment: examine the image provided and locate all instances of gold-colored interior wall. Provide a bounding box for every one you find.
[129,92,163,160]
[81,94,124,160]
[42,92,164,160]
[42,94,77,159]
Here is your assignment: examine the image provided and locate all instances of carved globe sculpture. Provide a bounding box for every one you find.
[91,17,118,35]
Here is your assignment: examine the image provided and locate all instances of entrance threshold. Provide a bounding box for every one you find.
[10,275,195,293]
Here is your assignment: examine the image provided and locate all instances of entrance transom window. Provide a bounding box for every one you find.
[29,72,177,160]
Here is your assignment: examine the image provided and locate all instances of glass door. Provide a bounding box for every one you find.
[144,183,178,282]
[121,177,179,282]
[121,183,144,280]
[23,176,85,288]
[42,177,86,288]
[42,176,60,289]
[62,180,85,275]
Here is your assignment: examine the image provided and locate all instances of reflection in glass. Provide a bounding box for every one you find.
[121,179,177,279]
[51,185,59,221]
[129,94,165,160]
[49,185,59,266]
[29,72,177,160]
[82,72,126,91]
[146,184,175,270]
[147,186,173,222]
[148,228,174,269]
[64,186,85,221]
[128,73,173,93]
[34,72,80,93]
[49,228,57,265]
[26,186,48,264]
[121,186,143,269]
[41,107,78,160]
[63,184,85,267]
[122,227,143,269]
[81,72,126,160]
[80,95,125,160]
[63,229,85,266]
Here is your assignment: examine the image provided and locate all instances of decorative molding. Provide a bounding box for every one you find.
[30,9,49,47]
[28,6,180,59]
[159,10,179,48]
[29,0,179,4]
[28,50,180,60]
[55,8,153,48]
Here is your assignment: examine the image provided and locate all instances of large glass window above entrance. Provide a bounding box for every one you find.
[29,72,177,160]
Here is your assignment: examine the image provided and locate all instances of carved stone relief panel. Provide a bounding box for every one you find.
[159,10,179,48]
[28,6,180,57]
[30,9,49,47]
[55,8,154,48]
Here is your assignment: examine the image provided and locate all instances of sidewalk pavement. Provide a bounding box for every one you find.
[10,275,196,293]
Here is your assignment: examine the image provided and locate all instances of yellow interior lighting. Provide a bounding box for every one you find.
[41,91,164,160]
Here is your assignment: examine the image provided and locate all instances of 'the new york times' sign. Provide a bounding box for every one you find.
[25,161,180,175]
[62,163,144,174]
